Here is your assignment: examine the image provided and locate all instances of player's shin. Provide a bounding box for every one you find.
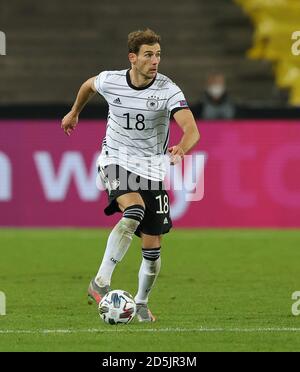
[95,205,145,287]
[134,247,161,304]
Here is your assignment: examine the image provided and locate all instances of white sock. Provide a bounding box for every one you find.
[135,248,161,304]
[95,205,145,287]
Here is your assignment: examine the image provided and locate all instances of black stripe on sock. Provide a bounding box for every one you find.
[142,247,161,261]
[123,204,145,223]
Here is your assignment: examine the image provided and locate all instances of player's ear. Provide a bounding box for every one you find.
[128,53,137,64]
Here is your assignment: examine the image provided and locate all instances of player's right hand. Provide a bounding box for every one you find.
[61,111,79,136]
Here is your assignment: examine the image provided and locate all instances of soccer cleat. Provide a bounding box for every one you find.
[136,303,156,322]
[87,279,110,305]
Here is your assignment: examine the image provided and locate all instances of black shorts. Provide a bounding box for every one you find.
[98,164,172,237]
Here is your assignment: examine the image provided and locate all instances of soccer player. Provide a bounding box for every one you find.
[61,29,200,322]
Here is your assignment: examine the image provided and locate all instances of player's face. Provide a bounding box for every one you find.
[131,43,161,79]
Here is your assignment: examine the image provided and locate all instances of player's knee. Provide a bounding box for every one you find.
[142,234,161,248]
[121,204,145,233]
[117,193,145,211]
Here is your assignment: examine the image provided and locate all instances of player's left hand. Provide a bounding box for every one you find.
[168,145,185,165]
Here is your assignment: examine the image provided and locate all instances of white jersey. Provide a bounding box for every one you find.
[94,69,188,181]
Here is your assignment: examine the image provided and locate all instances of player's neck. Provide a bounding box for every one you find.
[129,68,154,88]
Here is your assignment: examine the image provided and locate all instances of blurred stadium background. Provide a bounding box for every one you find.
[1,0,300,115]
[1,0,300,352]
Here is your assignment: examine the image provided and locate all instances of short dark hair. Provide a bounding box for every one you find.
[128,28,161,54]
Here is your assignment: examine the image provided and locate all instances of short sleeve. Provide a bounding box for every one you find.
[94,71,109,96]
[166,83,189,116]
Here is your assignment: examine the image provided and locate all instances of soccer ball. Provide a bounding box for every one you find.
[98,289,136,325]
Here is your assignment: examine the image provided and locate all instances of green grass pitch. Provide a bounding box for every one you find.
[0,228,300,352]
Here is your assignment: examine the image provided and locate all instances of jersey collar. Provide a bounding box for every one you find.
[126,69,157,90]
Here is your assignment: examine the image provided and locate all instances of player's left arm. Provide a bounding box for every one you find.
[168,109,200,163]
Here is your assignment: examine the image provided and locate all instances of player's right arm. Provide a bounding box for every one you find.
[61,77,97,136]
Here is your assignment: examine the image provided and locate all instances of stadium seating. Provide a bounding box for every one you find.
[235,0,300,105]
[0,0,286,107]
[275,60,300,89]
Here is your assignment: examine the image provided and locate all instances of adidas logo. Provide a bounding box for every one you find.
[113,97,122,105]
[163,217,168,224]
